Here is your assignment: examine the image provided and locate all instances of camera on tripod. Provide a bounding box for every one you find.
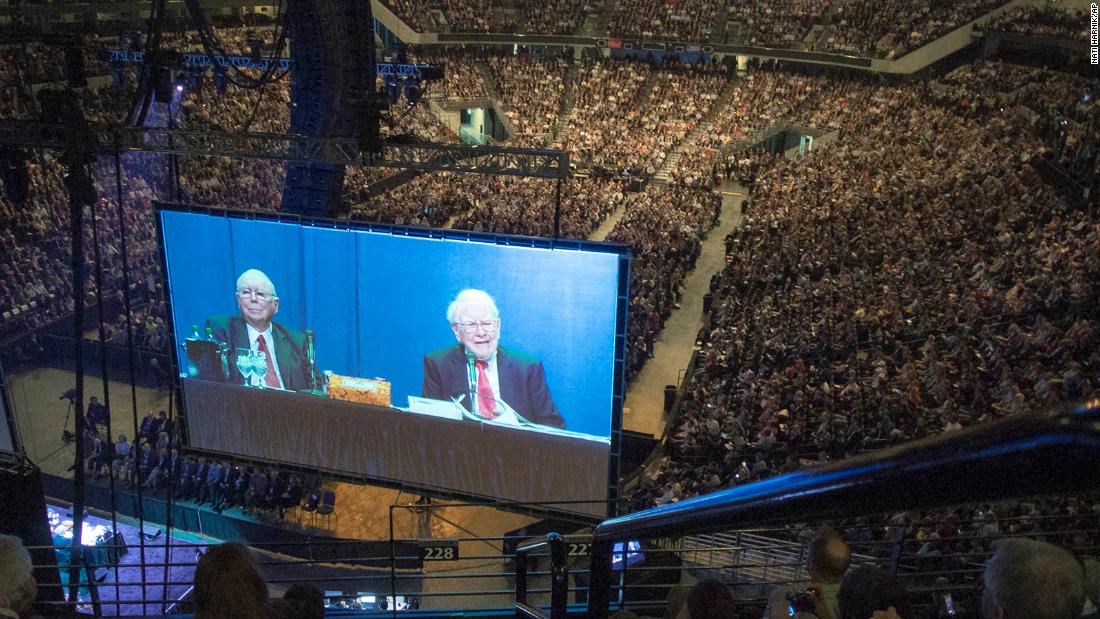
[60,388,77,443]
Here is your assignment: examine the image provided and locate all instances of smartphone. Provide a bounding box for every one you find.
[943,593,956,616]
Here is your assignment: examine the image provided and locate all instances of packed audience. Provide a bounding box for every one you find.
[487,54,568,147]
[604,0,722,41]
[727,0,831,48]
[611,186,720,380]
[978,5,1092,43]
[451,176,627,238]
[414,49,493,101]
[382,0,587,34]
[826,0,1005,57]
[1,0,1046,67]
[635,67,1100,508]
[558,58,730,175]
[375,0,1027,60]
[3,31,1100,619]
[671,68,863,189]
[557,58,653,172]
[2,29,1099,525]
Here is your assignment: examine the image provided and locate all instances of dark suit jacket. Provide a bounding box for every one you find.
[192,463,209,485]
[205,315,313,391]
[422,345,565,429]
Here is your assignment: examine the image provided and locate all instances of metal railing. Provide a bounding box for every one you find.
[515,533,568,619]
[586,400,1100,618]
[22,488,1100,616]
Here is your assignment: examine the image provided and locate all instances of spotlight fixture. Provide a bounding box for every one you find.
[213,65,228,95]
[403,80,421,106]
[110,61,125,89]
[384,75,401,106]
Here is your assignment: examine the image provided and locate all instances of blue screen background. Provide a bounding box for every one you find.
[160,210,621,438]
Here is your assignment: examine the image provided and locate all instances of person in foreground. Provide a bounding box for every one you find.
[193,543,270,619]
[206,268,312,391]
[828,565,910,619]
[980,537,1085,619]
[0,534,37,619]
[422,289,565,428]
[766,527,851,619]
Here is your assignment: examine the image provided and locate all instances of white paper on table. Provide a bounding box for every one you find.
[405,396,465,420]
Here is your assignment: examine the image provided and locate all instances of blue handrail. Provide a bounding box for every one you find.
[586,400,1100,618]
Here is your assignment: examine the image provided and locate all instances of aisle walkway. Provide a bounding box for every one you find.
[621,182,745,437]
[588,192,634,242]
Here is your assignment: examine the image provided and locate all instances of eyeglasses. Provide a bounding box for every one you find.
[456,320,499,334]
[237,288,275,302]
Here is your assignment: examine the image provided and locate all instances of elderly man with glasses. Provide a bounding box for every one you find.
[422,289,565,429]
[205,268,313,391]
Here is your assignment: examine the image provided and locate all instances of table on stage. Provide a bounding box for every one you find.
[183,380,611,517]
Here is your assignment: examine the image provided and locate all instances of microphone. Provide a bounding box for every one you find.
[305,329,318,392]
[467,391,537,426]
[465,350,477,416]
[305,329,316,367]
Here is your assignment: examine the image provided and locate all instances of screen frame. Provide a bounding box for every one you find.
[155,201,632,517]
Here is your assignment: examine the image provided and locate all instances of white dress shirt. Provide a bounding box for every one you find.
[246,323,284,389]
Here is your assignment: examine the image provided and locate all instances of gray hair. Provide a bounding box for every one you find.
[0,534,35,614]
[446,289,499,324]
[235,269,278,299]
[984,538,1085,619]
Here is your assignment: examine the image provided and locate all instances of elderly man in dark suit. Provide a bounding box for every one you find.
[205,268,313,391]
[422,289,565,428]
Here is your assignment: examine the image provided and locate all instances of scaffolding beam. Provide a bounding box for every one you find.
[0,121,570,179]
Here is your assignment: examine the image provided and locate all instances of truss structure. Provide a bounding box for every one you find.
[0,121,570,179]
[105,50,439,80]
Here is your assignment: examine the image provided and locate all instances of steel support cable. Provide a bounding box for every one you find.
[132,0,168,128]
[184,0,289,92]
[88,183,124,612]
[159,360,179,614]
[112,146,150,613]
[65,161,87,611]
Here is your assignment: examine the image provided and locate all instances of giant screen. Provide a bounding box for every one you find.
[159,205,630,516]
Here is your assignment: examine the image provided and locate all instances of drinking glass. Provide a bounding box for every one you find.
[252,350,268,389]
[182,343,197,378]
[235,348,253,387]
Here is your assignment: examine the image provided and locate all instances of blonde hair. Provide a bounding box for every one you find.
[0,534,36,616]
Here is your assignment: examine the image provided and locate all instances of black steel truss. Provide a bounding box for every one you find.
[0,121,570,179]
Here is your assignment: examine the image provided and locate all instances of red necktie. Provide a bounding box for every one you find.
[475,360,497,419]
[256,334,281,388]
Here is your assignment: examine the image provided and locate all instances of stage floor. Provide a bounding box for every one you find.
[48,502,200,616]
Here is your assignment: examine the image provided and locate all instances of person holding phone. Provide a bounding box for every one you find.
[766,528,850,619]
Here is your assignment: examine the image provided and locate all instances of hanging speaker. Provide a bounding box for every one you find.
[0,456,63,605]
[63,39,87,89]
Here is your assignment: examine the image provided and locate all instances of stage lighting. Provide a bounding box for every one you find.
[153,66,172,101]
[403,80,420,106]
[213,66,228,95]
[384,75,400,105]
[110,61,125,89]
[175,83,184,93]
[248,39,263,65]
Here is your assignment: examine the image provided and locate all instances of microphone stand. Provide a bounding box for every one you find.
[304,329,324,395]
